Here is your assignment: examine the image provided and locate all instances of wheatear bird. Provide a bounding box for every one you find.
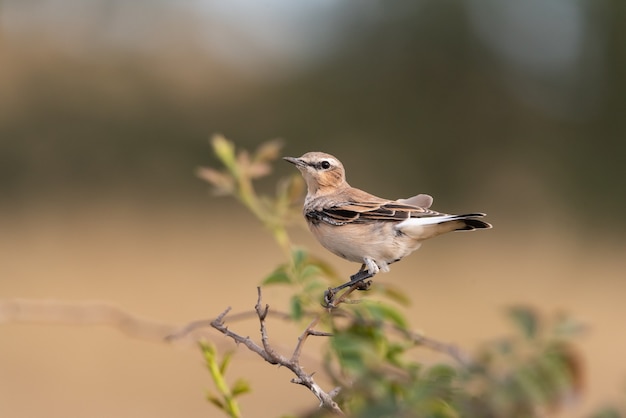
[284,152,491,297]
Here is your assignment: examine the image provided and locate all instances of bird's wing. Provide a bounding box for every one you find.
[397,194,433,208]
[306,200,444,226]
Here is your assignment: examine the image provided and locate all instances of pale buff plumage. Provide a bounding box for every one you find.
[284,152,491,278]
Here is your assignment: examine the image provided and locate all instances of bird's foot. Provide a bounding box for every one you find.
[363,257,380,275]
[323,270,374,308]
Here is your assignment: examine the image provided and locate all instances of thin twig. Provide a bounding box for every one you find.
[291,316,324,363]
[211,287,344,415]
[166,310,293,341]
[396,326,472,367]
[211,306,278,365]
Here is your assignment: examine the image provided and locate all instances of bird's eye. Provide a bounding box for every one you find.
[320,160,331,170]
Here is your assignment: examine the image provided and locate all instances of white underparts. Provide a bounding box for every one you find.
[364,257,390,274]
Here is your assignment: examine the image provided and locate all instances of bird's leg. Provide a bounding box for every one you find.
[323,263,376,307]
[337,266,375,292]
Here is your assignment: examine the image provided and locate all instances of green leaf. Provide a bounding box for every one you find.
[231,378,252,397]
[200,341,217,361]
[262,266,292,285]
[303,278,325,294]
[292,248,307,270]
[363,302,408,329]
[220,351,233,375]
[385,342,409,367]
[211,134,236,170]
[299,264,322,281]
[307,255,339,280]
[426,364,457,385]
[375,283,411,307]
[513,364,545,404]
[331,333,380,373]
[507,306,539,340]
[290,295,303,320]
[206,393,224,410]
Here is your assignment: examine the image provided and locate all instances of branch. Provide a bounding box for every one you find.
[400,327,472,367]
[1,297,470,367]
[0,299,183,343]
[327,307,472,367]
[211,287,343,415]
[166,309,292,341]
[324,279,372,309]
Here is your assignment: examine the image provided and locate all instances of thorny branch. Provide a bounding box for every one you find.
[0,298,470,368]
[292,316,330,363]
[210,287,344,415]
[165,309,292,342]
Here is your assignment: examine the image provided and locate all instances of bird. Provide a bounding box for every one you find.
[284,152,491,299]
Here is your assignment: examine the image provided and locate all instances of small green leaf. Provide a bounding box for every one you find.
[263,266,292,285]
[385,342,409,367]
[206,393,224,410]
[220,351,233,375]
[292,248,307,270]
[507,306,539,340]
[200,341,217,360]
[363,302,408,329]
[290,295,303,320]
[211,134,236,169]
[303,279,325,294]
[307,256,339,280]
[331,333,378,373]
[375,283,412,307]
[231,378,252,397]
[299,264,322,281]
[426,364,457,385]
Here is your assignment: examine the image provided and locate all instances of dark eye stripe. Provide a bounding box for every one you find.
[306,160,333,170]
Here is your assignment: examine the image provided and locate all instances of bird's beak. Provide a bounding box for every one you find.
[283,156,305,167]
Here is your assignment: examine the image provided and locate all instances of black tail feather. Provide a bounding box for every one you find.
[455,214,492,231]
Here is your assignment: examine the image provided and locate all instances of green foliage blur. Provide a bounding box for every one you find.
[198,138,623,418]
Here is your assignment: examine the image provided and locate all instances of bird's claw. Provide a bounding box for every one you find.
[323,279,372,308]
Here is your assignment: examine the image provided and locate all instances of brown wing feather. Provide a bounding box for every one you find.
[307,200,445,226]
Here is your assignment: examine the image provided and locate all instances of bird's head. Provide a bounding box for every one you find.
[283,152,346,195]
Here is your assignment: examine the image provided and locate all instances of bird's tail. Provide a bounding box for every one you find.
[452,213,492,231]
[396,212,491,241]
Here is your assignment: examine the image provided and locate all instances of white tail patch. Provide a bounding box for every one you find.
[396,215,459,228]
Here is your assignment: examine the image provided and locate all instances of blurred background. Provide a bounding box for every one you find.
[1,1,625,417]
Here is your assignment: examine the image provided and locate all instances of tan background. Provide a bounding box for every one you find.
[2,2,626,417]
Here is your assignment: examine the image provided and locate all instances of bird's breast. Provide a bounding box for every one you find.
[306,220,420,264]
